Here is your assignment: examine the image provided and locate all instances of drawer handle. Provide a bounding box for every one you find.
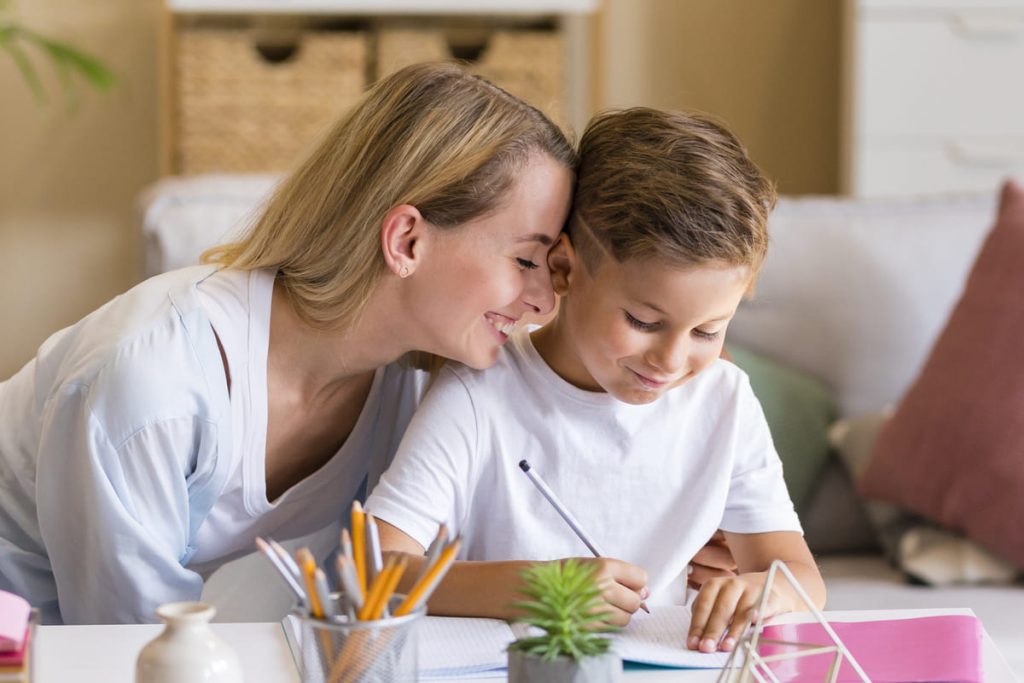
[947,142,1024,167]
[951,14,1024,40]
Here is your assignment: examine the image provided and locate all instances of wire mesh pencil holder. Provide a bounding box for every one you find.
[292,594,424,683]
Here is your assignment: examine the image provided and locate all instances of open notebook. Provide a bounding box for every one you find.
[284,605,729,679]
[418,606,729,678]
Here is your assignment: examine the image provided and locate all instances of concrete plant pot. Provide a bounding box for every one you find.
[507,649,622,683]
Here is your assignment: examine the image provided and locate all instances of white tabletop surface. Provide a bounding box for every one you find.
[36,608,1018,682]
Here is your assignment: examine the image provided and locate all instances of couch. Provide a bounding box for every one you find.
[139,176,1024,677]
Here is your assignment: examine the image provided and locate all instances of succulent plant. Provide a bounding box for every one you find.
[508,559,618,662]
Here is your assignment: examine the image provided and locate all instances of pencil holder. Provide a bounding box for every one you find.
[291,594,424,683]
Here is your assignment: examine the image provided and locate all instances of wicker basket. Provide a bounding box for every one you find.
[376,27,566,128]
[176,27,367,174]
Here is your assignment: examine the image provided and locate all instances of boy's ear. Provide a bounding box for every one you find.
[547,233,577,296]
[380,204,427,278]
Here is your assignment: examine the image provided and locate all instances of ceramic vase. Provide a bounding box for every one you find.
[507,649,622,683]
[135,602,243,683]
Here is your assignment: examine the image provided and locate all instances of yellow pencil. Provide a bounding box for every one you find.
[394,539,460,616]
[358,554,395,621]
[296,548,323,618]
[371,556,407,621]
[351,502,367,596]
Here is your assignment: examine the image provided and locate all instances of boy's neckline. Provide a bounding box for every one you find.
[524,327,619,407]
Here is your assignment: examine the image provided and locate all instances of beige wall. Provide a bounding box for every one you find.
[0,1,839,377]
[0,0,160,377]
[596,0,841,197]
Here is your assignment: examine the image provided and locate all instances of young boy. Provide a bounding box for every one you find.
[366,108,824,654]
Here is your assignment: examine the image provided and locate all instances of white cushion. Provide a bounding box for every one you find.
[138,174,280,277]
[729,193,998,416]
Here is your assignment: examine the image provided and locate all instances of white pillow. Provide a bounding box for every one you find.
[729,193,997,416]
[138,174,280,277]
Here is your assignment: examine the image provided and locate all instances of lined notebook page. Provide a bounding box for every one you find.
[419,616,515,678]
[615,606,731,668]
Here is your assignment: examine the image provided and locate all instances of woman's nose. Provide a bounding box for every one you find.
[522,268,556,317]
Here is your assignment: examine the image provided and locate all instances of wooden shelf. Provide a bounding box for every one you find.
[167,0,597,15]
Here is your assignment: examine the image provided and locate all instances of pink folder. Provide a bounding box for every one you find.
[759,615,982,682]
[0,591,30,653]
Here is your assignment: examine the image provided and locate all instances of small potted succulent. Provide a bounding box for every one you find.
[507,559,622,683]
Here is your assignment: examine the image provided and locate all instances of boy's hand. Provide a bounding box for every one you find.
[571,557,649,627]
[688,531,738,588]
[687,572,785,653]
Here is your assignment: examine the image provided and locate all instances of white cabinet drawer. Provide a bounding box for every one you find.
[855,9,1024,138]
[851,139,1024,197]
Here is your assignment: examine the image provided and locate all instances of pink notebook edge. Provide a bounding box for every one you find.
[758,614,982,682]
[0,591,31,652]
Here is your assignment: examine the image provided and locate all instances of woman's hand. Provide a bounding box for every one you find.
[573,557,649,627]
[687,572,786,653]
[688,530,738,588]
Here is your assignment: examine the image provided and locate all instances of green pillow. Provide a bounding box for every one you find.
[726,345,837,510]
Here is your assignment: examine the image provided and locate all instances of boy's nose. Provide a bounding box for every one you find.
[648,335,689,375]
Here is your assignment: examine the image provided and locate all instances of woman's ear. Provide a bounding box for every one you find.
[380,204,426,278]
[547,233,577,296]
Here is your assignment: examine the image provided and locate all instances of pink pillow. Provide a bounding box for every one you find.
[859,180,1024,569]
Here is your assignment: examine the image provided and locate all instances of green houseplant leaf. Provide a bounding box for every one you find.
[1,0,115,107]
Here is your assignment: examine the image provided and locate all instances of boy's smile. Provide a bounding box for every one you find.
[533,243,751,405]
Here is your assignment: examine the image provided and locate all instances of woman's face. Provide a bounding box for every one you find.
[413,153,573,370]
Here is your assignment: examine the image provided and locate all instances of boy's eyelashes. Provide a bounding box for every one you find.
[623,310,722,341]
[624,310,660,332]
[692,328,721,342]
[515,257,540,271]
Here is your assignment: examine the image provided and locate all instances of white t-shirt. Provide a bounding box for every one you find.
[367,332,801,606]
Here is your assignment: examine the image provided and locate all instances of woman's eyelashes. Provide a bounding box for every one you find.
[515,257,540,271]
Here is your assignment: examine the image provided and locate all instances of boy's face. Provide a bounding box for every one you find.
[538,243,750,405]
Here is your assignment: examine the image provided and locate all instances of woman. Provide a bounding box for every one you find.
[0,63,575,624]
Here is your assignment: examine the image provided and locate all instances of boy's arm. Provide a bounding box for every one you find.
[377,519,649,625]
[687,530,825,653]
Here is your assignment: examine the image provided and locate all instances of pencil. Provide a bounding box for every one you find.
[336,555,364,611]
[351,502,367,596]
[394,538,460,616]
[297,548,324,619]
[518,459,650,613]
[371,556,407,621]
[365,513,384,585]
[314,568,335,620]
[254,537,306,605]
[268,538,301,580]
[415,523,448,584]
[358,555,396,621]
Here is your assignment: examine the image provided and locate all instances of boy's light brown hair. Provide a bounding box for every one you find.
[569,108,775,275]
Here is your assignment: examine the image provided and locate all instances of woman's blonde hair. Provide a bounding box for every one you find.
[569,108,775,275]
[203,62,575,331]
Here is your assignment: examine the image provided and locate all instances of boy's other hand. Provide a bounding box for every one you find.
[686,572,784,653]
[572,557,649,627]
[688,530,738,588]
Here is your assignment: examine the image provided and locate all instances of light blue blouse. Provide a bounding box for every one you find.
[0,267,425,624]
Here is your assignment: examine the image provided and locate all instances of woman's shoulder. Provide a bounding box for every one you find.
[32,267,231,442]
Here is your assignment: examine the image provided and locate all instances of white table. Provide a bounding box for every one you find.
[36,608,1018,682]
